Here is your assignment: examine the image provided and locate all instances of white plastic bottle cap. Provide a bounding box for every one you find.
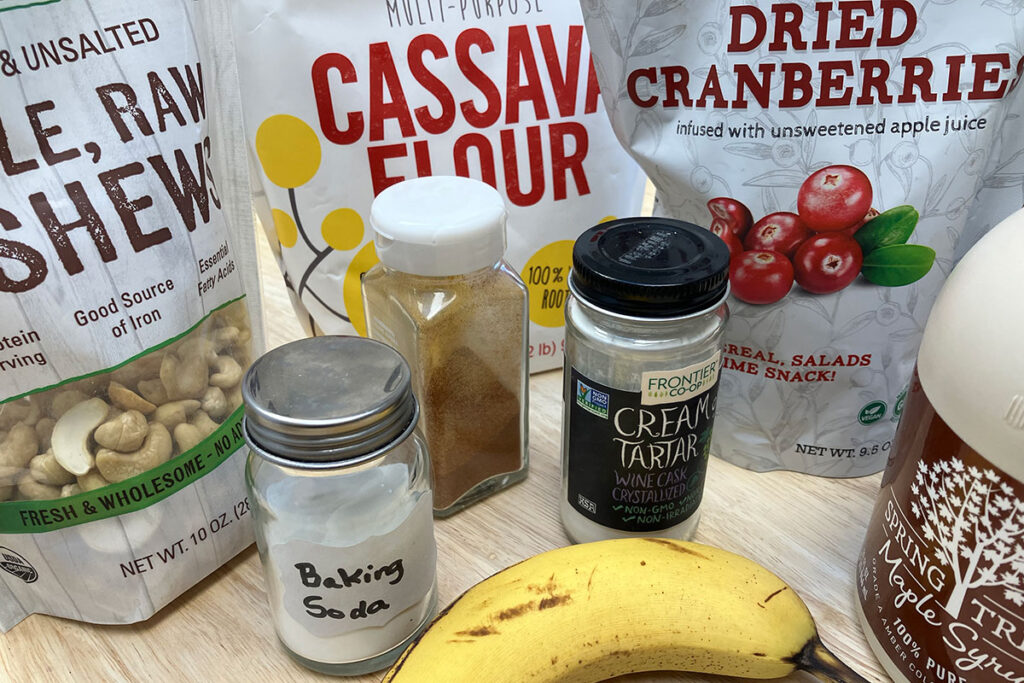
[369,176,508,276]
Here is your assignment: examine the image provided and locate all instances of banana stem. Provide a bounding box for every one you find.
[796,637,871,683]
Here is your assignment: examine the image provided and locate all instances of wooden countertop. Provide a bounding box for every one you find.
[0,233,890,683]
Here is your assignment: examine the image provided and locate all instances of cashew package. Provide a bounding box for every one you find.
[0,2,264,630]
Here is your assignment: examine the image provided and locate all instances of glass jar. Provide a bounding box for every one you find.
[242,336,437,676]
[561,218,730,544]
[362,175,529,517]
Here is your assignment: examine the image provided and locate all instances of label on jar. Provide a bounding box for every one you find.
[272,494,436,640]
[565,358,720,532]
[857,375,1024,683]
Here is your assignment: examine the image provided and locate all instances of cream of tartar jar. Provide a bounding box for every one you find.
[560,217,731,545]
[242,336,437,676]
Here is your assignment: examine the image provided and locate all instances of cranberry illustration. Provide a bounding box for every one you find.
[707,197,753,238]
[729,250,794,305]
[743,212,811,257]
[709,219,744,258]
[797,165,873,232]
[793,234,863,294]
[842,207,880,237]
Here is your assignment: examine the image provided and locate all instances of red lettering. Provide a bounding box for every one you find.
[537,25,583,118]
[369,42,415,142]
[501,127,544,207]
[943,55,966,102]
[898,57,937,103]
[505,26,550,124]
[549,122,589,201]
[857,59,892,105]
[878,0,916,47]
[968,53,1011,100]
[367,143,408,196]
[408,35,456,136]
[733,63,774,109]
[768,4,806,52]
[779,62,813,107]
[661,66,691,108]
[456,29,501,128]
[584,57,601,114]
[696,64,728,108]
[727,6,766,52]
[811,2,831,50]
[627,68,658,108]
[312,53,363,145]
[816,61,854,106]
[836,0,874,49]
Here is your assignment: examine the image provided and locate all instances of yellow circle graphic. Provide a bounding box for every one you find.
[599,215,618,223]
[322,208,364,251]
[343,241,381,337]
[272,209,298,248]
[523,240,574,328]
[255,115,322,189]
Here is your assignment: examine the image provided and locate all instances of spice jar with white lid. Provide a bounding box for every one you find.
[561,218,730,544]
[242,336,437,676]
[362,175,529,517]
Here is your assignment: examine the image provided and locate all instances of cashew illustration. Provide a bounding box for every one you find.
[0,423,41,485]
[107,381,157,415]
[94,410,148,452]
[96,423,172,483]
[152,400,200,428]
[29,451,76,486]
[51,397,109,476]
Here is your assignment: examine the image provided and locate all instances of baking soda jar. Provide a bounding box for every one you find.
[242,336,437,675]
[561,218,730,544]
[856,209,1024,682]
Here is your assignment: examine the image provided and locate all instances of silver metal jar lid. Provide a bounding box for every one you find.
[242,336,418,468]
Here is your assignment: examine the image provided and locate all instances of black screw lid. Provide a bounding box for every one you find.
[571,217,729,317]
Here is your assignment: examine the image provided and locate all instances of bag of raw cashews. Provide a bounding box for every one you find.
[582,0,1024,476]
[229,0,647,373]
[0,1,263,629]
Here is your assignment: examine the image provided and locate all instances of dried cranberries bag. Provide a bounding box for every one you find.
[581,0,1024,475]
[230,0,646,373]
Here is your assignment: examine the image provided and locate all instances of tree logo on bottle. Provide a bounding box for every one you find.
[0,546,37,584]
[909,459,1024,617]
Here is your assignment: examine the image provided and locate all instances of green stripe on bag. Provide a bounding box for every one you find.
[0,408,245,534]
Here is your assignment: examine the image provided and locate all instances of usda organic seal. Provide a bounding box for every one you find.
[0,546,38,584]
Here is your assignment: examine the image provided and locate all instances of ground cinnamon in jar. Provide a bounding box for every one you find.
[361,176,529,516]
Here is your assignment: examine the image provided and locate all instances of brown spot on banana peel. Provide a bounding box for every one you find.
[538,594,571,610]
[791,636,871,683]
[643,537,711,560]
[497,601,535,620]
[455,626,497,637]
[757,586,789,609]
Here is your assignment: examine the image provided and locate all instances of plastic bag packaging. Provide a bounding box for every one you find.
[230,0,647,372]
[581,0,1024,475]
[0,0,262,630]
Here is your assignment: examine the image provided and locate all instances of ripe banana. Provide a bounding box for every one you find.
[383,538,866,682]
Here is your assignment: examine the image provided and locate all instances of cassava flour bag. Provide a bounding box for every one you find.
[0,0,262,630]
[230,0,647,372]
[581,0,1024,475]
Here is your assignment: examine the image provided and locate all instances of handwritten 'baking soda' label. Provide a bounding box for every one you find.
[857,377,1024,683]
[273,495,435,639]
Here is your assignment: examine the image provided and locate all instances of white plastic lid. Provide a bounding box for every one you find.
[369,176,507,276]
[917,207,1024,477]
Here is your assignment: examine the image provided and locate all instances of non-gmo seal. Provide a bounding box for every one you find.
[0,546,38,583]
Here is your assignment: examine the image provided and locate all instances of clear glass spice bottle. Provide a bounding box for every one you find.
[362,176,529,517]
[242,336,437,676]
[561,218,730,544]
